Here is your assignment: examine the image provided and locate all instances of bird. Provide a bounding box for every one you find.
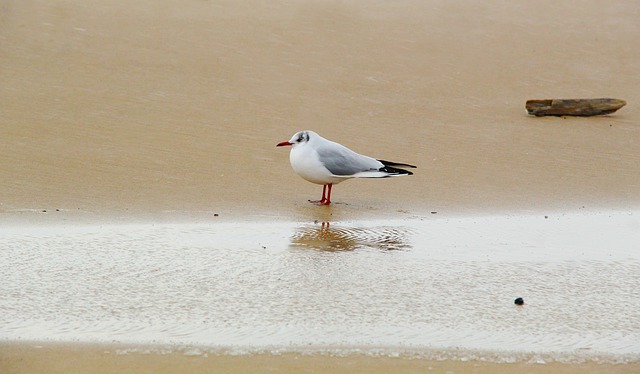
[276,130,416,205]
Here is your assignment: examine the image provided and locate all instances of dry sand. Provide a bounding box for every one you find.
[1,0,640,372]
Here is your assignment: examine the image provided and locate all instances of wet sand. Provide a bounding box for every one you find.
[1,0,639,221]
[2,342,638,374]
[2,0,640,372]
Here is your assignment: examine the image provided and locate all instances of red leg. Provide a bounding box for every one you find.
[321,184,333,205]
[309,185,327,204]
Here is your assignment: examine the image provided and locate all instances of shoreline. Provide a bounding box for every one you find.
[1,203,638,226]
[2,341,639,374]
[2,339,639,364]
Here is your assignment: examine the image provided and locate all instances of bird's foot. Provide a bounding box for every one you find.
[308,199,331,206]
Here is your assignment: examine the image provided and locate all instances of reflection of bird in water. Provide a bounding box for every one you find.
[277,130,416,205]
[290,222,411,252]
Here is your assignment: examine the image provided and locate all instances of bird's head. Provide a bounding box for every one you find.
[276,130,312,148]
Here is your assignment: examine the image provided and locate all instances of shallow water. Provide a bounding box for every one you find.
[2,212,639,363]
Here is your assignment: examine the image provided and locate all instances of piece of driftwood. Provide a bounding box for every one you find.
[526,98,626,117]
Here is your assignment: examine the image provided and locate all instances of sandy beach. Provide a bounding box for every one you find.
[1,341,637,374]
[1,0,640,372]
[2,0,639,221]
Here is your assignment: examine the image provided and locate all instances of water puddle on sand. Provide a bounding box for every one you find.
[1,212,639,363]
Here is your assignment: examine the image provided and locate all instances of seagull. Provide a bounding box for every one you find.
[276,130,416,205]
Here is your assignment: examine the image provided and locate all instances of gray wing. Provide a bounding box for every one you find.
[316,142,382,176]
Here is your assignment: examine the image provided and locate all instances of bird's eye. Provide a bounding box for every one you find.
[297,135,304,142]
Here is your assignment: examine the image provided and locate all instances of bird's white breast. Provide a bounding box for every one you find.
[290,144,346,185]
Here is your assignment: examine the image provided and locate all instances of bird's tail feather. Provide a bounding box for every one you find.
[379,166,413,176]
[343,168,413,179]
[333,159,416,178]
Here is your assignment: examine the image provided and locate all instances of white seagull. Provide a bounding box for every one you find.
[276,130,416,205]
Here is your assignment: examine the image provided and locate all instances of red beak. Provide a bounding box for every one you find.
[276,141,292,147]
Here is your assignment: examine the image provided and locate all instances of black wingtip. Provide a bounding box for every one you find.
[379,166,414,176]
[378,159,417,169]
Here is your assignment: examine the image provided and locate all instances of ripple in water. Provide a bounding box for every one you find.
[290,222,412,252]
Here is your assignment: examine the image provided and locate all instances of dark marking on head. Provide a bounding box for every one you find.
[296,131,309,143]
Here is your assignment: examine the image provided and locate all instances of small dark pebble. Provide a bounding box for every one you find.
[544,215,548,219]
[430,211,437,214]
[514,297,524,306]
[42,210,47,213]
